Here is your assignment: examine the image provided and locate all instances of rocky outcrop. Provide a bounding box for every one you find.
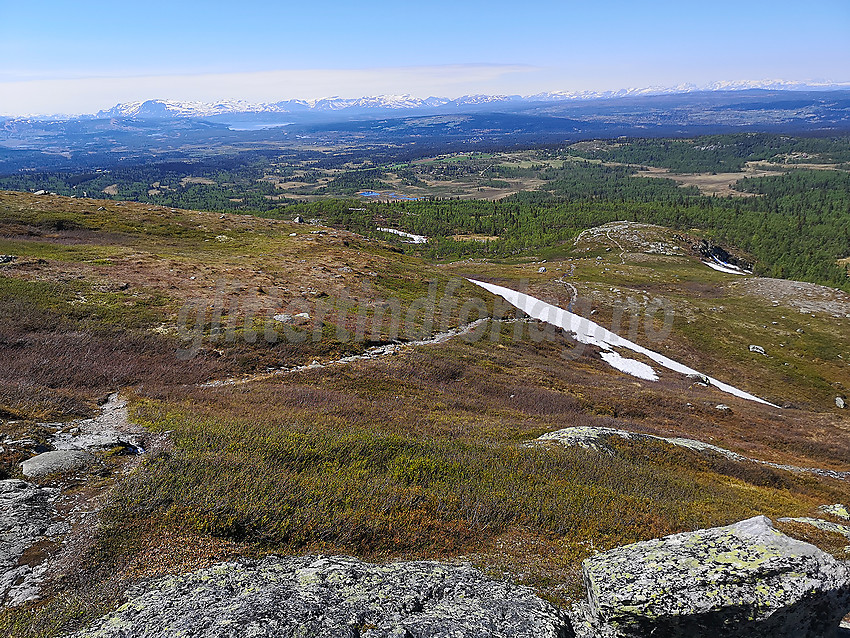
[66,517,850,637]
[535,426,850,480]
[18,393,143,479]
[67,555,573,638]
[0,479,66,605]
[574,516,850,637]
[779,516,850,541]
[692,240,753,272]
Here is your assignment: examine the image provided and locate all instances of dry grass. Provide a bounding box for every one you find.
[3,191,850,637]
[632,165,783,197]
[91,327,847,607]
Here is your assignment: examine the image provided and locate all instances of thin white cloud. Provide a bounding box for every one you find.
[0,65,537,116]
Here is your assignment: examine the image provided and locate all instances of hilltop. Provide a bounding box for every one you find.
[0,190,848,635]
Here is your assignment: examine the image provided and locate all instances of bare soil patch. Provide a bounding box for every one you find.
[633,166,782,197]
[179,177,216,187]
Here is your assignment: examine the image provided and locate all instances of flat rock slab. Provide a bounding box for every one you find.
[0,479,65,605]
[67,555,572,638]
[51,393,143,453]
[577,515,850,637]
[52,430,138,452]
[21,450,95,478]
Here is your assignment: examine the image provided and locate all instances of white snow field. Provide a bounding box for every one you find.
[468,279,778,407]
[377,228,428,244]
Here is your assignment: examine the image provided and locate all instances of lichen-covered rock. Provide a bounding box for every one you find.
[821,504,850,521]
[577,516,850,637]
[779,516,850,541]
[67,555,573,638]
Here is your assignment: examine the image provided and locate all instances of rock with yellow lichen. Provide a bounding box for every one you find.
[65,556,572,637]
[573,515,850,637]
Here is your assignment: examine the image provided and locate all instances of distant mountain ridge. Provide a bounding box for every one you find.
[96,80,850,119]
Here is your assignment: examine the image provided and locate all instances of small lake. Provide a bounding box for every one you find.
[226,122,294,131]
[358,191,419,201]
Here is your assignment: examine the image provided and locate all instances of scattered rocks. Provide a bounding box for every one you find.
[21,450,95,478]
[202,319,492,388]
[749,344,767,355]
[686,373,711,386]
[574,516,850,637]
[736,277,850,317]
[67,555,572,638]
[838,396,847,410]
[0,255,16,265]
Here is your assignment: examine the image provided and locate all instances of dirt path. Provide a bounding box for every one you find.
[1,394,149,607]
[605,228,627,264]
[201,319,494,388]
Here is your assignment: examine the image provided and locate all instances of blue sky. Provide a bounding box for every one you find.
[1,0,848,114]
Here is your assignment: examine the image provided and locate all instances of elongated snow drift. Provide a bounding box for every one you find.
[469,279,778,407]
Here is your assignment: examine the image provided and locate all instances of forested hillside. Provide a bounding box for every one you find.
[282,166,850,291]
[2,133,849,290]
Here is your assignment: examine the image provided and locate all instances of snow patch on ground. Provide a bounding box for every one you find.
[703,260,749,275]
[377,228,428,244]
[468,279,778,407]
[599,351,659,381]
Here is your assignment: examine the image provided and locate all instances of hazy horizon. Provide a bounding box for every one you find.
[2,0,848,116]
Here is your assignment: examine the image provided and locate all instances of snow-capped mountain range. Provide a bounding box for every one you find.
[96,80,850,119]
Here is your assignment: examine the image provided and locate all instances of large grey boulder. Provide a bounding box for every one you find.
[67,555,573,637]
[575,515,850,637]
[21,450,94,478]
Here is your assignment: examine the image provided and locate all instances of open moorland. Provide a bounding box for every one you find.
[1,188,849,636]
